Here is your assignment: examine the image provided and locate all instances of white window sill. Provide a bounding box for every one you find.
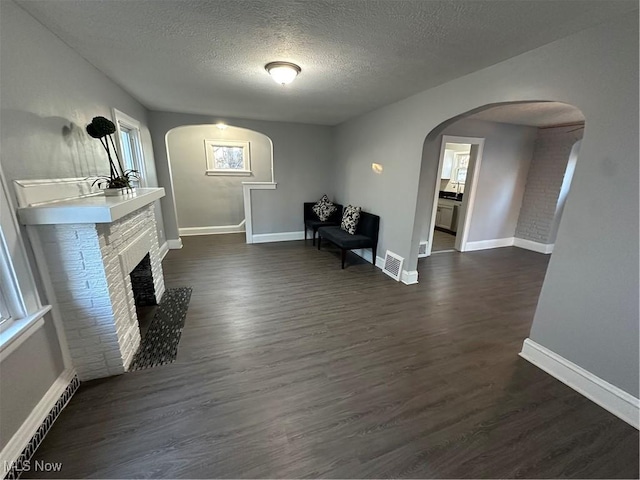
[0,305,51,361]
[205,170,252,176]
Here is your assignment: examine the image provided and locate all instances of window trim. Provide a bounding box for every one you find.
[204,139,252,176]
[0,229,24,333]
[0,163,46,349]
[112,108,147,187]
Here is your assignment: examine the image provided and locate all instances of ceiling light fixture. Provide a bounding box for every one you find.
[265,61,301,85]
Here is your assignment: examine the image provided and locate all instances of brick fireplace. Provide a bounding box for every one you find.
[15,179,166,381]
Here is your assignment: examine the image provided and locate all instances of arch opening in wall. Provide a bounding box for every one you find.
[412,101,585,261]
[165,124,274,241]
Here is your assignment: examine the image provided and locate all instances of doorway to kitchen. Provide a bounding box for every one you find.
[428,135,484,255]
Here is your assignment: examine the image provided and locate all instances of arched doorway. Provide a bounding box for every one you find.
[411,101,584,262]
[165,124,274,241]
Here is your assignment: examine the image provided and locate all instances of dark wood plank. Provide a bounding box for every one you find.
[23,234,639,479]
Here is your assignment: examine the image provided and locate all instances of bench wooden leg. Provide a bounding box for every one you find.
[312,228,317,246]
[304,227,307,242]
[372,245,377,266]
[341,248,346,269]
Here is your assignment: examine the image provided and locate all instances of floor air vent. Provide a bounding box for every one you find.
[418,241,428,258]
[382,250,404,282]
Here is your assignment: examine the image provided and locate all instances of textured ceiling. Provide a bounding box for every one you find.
[16,0,637,125]
[469,102,585,127]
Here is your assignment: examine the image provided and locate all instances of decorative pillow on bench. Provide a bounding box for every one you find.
[341,205,361,234]
[312,194,337,221]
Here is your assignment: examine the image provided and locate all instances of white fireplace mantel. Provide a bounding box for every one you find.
[12,178,167,380]
[16,188,165,225]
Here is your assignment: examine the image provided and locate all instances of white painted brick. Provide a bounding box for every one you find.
[74,336,102,348]
[99,331,119,342]
[34,204,164,381]
[75,353,108,365]
[108,365,126,375]
[104,349,124,361]
[69,346,90,358]
[516,126,582,243]
[79,324,116,337]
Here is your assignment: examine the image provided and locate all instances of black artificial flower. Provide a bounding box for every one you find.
[86,116,116,138]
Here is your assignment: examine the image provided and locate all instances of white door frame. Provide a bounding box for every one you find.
[426,135,485,255]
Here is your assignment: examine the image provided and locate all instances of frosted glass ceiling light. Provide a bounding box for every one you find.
[265,61,301,85]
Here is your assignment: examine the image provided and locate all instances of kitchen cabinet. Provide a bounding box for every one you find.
[436,203,454,229]
[436,199,461,231]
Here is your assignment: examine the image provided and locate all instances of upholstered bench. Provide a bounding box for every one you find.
[317,211,380,269]
[304,202,343,245]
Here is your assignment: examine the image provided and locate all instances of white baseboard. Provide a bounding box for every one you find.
[158,242,169,260]
[464,237,514,252]
[514,237,554,254]
[349,248,376,265]
[166,238,183,250]
[252,231,304,243]
[0,368,77,467]
[179,220,246,237]
[353,251,418,284]
[401,270,419,285]
[520,338,639,429]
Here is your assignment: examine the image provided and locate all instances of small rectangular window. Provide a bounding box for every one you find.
[112,109,147,187]
[205,140,252,176]
[119,127,142,187]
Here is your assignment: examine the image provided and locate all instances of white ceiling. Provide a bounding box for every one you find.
[468,102,585,127]
[16,0,637,125]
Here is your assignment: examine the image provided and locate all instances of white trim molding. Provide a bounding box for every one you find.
[353,251,419,285]
[464,237,515,252]
[0,368,78,469]
[13,177,97,206]
[0,306,50,361]
[426,135,485,256]
[158,242,169,260]
[401,270,419,285]
[204,139,251,176]
[514,237,554,254]
[112,108,147,187]
[166,238,183,250]
[520,338,639,429]
[242,182,277,243]
[252,231,304,243]
[179,220,246,236]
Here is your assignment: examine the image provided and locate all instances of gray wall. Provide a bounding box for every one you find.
[0,0,165,246]
[515,126,584,244]
[0,319,65,449]
[149,111,334,237]
[0,0,162,449]
[333,14,639,396]
[167,126,272,229]
[418,119,537,244]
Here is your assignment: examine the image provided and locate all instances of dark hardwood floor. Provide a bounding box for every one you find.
[24,234,639,478]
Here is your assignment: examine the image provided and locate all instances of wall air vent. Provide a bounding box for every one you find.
[418,241,428,258]
[382,250,404,282]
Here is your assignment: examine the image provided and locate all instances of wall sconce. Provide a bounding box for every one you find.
[372,163,383,174]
